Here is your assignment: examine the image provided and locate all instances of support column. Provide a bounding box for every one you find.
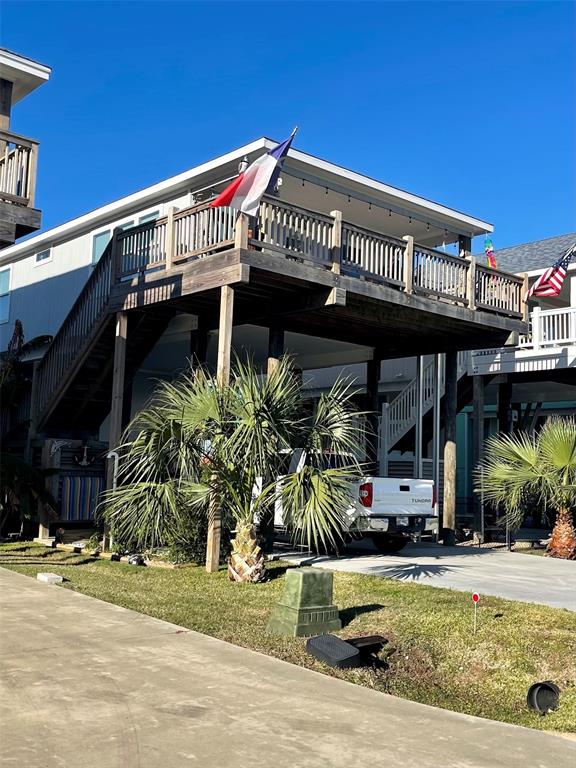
[472,375,485,542]
[189,315,209,367]
[267,326,284,376]
[432,354,442,540]
[366,355,381,474]
[206,285,235,573]
[0,78,12,155]
[442,350,458,545]
[106,312,128,489]
[414,356,424,478]
[498,377,512,433]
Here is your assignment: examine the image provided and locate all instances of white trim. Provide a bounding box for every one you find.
[0,136,493,267]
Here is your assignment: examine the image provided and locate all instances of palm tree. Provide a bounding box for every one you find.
[101,356,365,579]
[476,416,576,559]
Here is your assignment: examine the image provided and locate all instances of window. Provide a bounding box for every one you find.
[0,268,10,324]
[118,220,135,231]
[92,230,111,264]
[35,248,52,265]
[139,211,159,224]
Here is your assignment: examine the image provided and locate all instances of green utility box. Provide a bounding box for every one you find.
[267,568,341,637]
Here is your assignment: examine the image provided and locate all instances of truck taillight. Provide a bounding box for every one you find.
[359,482,373,508]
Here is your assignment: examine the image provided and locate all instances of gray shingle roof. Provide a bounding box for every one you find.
[476,233,576,274]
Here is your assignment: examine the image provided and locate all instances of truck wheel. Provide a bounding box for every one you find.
[370,534,409,554]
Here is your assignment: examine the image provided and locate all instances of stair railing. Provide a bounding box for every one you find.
[35,237,119,424]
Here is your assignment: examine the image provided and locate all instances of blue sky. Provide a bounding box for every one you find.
[4,1,575,250]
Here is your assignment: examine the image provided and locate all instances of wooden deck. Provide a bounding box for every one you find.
[0,128,40,245]
[35,197,527,432]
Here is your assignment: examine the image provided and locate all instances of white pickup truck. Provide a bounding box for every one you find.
[273,466,436,553]
[348,477,436,552]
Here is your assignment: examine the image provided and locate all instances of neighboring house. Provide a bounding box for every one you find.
[0,49,50,323]
[0,135,526,537]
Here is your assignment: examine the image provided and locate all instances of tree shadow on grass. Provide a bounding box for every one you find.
[340,603,386,627]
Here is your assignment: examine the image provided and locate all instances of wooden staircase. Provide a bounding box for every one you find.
[34,232,174,435]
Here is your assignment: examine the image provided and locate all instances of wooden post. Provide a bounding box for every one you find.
[330,210,342,274]
[432,354,442,539]
[165,206,177,270]
[206,285,235,573]
[26,142,39,209]
[234,212,249,250]
[189,315,209,366]
[442,350,458,546]
[106,312,128,490]
[0,78,12,156]
[472,375,485,542]
[466,255,477,310]
[521,272,529,322]
[498,377,512,433]
[366,355,381,473]
[415,356,423,478]
[267,326,284,376]
[458,235,472,259]
[216,285,234,387]
[402,235,414,294]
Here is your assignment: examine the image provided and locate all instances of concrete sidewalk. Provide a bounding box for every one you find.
[306,542,576,611]
[1,568,574,767]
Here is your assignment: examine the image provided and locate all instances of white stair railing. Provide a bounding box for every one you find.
[386,352,468,450]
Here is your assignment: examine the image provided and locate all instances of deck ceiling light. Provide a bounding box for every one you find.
[238,156,249,174]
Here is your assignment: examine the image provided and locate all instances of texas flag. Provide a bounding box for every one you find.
[210,129,297,217]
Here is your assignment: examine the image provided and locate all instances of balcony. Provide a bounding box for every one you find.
[0,128,41,246]
[469,306,576,376]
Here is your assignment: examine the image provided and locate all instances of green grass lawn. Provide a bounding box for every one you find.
[1,541,575,733]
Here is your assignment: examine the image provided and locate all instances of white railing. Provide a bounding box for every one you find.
[0,129,38,207]
[255,198,333,264]
[342,223,405,285]
[413,246,469,304]
[519,306,576,350]
[386,352,468,449]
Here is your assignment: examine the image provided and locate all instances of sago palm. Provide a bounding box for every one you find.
[476,416,576,559]
[101,356,365,580]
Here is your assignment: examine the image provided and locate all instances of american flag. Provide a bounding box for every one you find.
[526,242,576,299]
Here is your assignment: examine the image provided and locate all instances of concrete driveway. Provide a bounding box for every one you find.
[1,567,574,768]
[308,543,576,611]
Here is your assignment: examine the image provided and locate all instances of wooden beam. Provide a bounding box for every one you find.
[106,312,128,489]
[472,375,485,542]
[206,285,235,573]
[267,326,284,376]
[330,210,342,274]
[498,377,512,433]
[189,315,209,366]
[442,350,458,545]
[402,235,414,294]
[216,285,234,387]
[366,355,381,473]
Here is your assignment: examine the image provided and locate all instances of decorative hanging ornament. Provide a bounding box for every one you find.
[485,237,497,269]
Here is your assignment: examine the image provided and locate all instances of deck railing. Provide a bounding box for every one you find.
[0,129,39,207]
[35,197,526,425]
[35,241,116,421]
[342,223,404,285]
[109,196,526,319]
[475,264,524,318]
[519,306,576,350]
